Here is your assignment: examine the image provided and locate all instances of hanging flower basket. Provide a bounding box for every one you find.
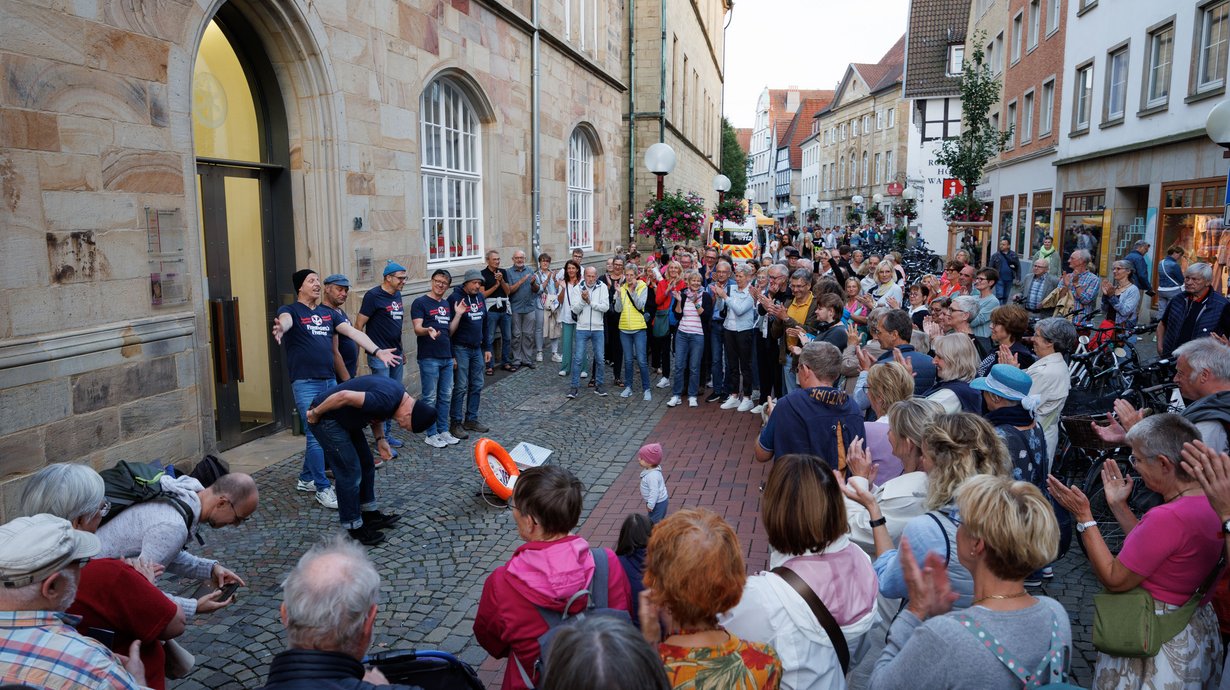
[637,190,706,243]
[845,208,863,225]
[713,197,747,225]
[867,207,885,224]
[943,193,987,222]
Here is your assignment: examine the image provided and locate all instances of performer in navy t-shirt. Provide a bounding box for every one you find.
[323,273,359,379]
[410,269,466,448]
[306,375,435,546]
[357,260,408,444]
[754,341,865,470]
[448,269,491,440]
[273,269,399,512]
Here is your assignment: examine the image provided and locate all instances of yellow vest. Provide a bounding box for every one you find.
[618,281,648,331]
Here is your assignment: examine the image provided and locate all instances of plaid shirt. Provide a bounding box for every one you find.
[0,610,142,690]
[1068,270,1102,320]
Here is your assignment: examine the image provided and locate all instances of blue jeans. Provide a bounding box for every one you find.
[621,330,650,392]
[995,281,1012,305]
[672,331,704,397]
[708,325,726,395]
[485,310,512,365]
[367,354,405,437]
[417,357,453,436]
[451,345,485,423]
[310,418,377,528]
[292,378,335,490]
[571,329,605,387]
[783,354,799,394]
[648,498,668,525]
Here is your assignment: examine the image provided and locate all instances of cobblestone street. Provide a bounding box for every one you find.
[170,365,1103,689]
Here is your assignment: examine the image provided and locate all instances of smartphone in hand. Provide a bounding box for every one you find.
[218,582,241,600]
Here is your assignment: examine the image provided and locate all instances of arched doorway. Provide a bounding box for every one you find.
[193,6,295,449]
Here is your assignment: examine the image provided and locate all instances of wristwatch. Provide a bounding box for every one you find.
[869,516,887,528]
[1076,520,1098,533]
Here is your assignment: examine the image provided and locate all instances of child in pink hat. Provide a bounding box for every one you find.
[637,443,669,524]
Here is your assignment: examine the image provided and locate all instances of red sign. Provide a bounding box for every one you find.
[887,182,903,196]
[942,178,965,199]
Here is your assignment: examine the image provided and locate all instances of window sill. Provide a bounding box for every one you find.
[1046,27,1059,39]
[1027,43,1039,56]
[1186,86,1226,105]
[1069,126,1090,138]
[1076,1,1097,17]
[1038,128,1053,139]
[1099,116,1125,129]
[1136,102,1169,118]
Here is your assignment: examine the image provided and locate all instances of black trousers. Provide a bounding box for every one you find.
[724,329,754,397]
[756,333,784,404]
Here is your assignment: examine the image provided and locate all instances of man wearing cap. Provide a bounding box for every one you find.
[274,270,398,509]
[784,246,802,274]
[411,269,463,449]
[306,375,436,546]
[322,274,359,380]
[0,514,146,689]
[448,269,492,440]
[356,261,409,444]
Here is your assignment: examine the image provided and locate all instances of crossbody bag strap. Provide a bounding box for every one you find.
[1156,557,1225,640]
[924,512,951,566]
[771,566,850,675]
[952,612,1068,688]
[588,547,609,609]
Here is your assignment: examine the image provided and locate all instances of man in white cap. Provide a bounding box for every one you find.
[0,514,147,689]
[448,268,492,440]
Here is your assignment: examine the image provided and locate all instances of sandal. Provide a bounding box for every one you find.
[502,363,517,372]
[485,368,494,376]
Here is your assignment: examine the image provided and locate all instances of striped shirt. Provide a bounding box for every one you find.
[679,294,704,335]
[0,610,142,690]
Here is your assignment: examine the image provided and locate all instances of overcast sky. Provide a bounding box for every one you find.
[721,0,911,129]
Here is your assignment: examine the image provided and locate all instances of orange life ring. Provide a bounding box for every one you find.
[474,438,520,500]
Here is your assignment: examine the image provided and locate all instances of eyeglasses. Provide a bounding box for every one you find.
[390,275,408,282]
[223,498,252,525]
[507,498,518,512]
[96,500,111,517]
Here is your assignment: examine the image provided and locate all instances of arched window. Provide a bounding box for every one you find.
[568,130,594,249]
[421,78,482,262]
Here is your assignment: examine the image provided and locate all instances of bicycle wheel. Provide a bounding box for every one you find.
[1050,443,1089,486]
[1080,458,1129,556]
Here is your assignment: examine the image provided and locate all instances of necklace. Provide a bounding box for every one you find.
[1166,487,1199,502]
[972,591,1030,606]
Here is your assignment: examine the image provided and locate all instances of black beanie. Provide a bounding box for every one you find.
[409,400,438,433]
[292,269,316,293]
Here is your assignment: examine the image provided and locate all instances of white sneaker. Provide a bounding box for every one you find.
[688,397,698,407]
[315,487,338,510]
[558,369,567,376]
[536,352,544,362]
[737,397,755,412]
[620,387,634,398]
[643,390,652,402]
[552,353,563,363]
[440,431,461,445]
[424,434,448,448]
[581,371,588,379]
[720,394,741,410]
[296,479,315,493]
[750,403,765,415]
[656,377,671,389]
[667,395,682,407]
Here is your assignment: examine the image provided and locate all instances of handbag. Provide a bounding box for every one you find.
[1092,560,1222,658]
[771,566,850,674]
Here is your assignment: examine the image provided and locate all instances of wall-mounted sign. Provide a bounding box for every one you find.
[942,178,965,199]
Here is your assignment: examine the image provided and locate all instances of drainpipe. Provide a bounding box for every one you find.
[628,0,637,246]
[658,0,666,143]
[531,0,542,258]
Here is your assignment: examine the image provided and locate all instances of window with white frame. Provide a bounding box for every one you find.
[885,150,894,180]
[841,123,847,140]
[863,114,872,133]
[877,110,884,130]
[567,130,593,250]
[1022,91,1034,142]
[1074,63,1093,130]
[887,108,895,128]
[861,151,869,185]
[1006,101,1017,149]
[421,78,482,263]
[839,157,845,188]
[874,153,882,183]
[1012,13,1024,62]
[1047,0,1060,33]
[1106,46,1129,121]
[947,44,965,75]
[1146,24,1173,107]
[1199,2,1229,92]
[986,39,996,73]
[994,32,1005,73]
[852,119,859,137]
[1040,78,1055,135]
[1029,0,1041,49]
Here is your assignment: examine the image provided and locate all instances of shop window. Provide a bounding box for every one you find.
[1031,191,1054,257]
[421,78,482,263]
[1061,191,1106,272]
[999,195,1015,242]
[1161,179,1229,290]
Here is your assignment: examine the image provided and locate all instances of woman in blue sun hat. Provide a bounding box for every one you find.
[970,364,1048,492]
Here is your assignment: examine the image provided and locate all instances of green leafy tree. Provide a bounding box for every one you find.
[720,117,748,199]
[934,33,1011,221]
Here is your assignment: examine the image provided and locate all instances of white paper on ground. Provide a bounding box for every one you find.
[509,442,553,469]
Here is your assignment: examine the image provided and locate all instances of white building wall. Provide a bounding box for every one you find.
[906,97,962,251]
[801,136,821,217]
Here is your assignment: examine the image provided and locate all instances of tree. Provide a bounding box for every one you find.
[720,117,748,200]
[934,32,1011,222]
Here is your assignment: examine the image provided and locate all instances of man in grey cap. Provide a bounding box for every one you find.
[0,514,146,689]
[448,269,492,439]
[322,273,359,381]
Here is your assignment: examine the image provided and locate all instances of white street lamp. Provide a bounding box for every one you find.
[851,194,865,206]
[1207,99,1230,146]
[901,187,916,201]
[713,174,731,205]
[873,193,884,205]
[645,143,677,200]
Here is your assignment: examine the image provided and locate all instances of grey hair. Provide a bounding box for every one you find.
[541,616,670,690]
[1134,239,1150,249]
[1070,249,1091,265]
[933,333,980,382]
[18,463,105,523]
[1035,317,1078,353]
[790,268,814,284]
[799,341,842,382]
[1187,262,1214,281]
[951,295,980,320]
[1113,259,1134,276]
[282,534,382,653]
[1033,258,1049,268]
[1125,413,1201,481]
[767,263,789,277]
[681,268,702,284]
[734,262,756,277]
[1174,338,1230,383]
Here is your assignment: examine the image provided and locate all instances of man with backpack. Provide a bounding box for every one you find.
[96,472,257,620]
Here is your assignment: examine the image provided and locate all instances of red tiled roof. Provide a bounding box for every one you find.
[816,35,906,117]
[780,95,834,168]
[903,0,970,98]
[767,88,832,146]
[735,128,752,154]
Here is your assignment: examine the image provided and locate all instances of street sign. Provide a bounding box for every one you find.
[942,178,964,199]
[887,182,903,196]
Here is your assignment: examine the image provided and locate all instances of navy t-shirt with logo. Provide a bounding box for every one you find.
[410,294,454,360]
[449,288,487,349]
[758,386,866,469]
[276,301,337,381]
[334,308,359,378]
[359,287,404,354]
[482,267,509,312]
[311,375,404,432]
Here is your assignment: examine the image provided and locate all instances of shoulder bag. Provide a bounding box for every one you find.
[1092,559,1223,658]
[771,565,850,674]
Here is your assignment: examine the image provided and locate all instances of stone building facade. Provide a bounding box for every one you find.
[0,0,727,511]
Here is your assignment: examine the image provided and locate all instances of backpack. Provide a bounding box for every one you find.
[99,461,195,535]
[188,454,230,488]
[513,547,632,689]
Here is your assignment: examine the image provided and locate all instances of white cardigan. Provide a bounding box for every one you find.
[1026,352,1070,464]
[843,471,928,558]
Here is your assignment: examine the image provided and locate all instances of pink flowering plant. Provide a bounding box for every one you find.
[638,190,706,243]
[712,197,747,225]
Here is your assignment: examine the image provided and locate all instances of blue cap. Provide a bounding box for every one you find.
[970,364,1034,402]
[323,274,350,287]
[383,261,407,277]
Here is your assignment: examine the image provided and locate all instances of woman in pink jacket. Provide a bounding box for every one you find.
[474,465,632,690]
